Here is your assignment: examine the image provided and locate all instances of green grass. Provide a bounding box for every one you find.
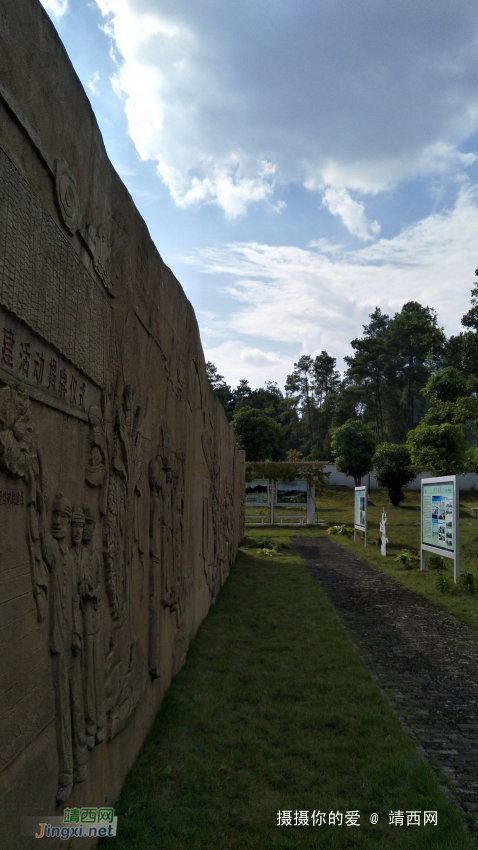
[100,538,472,849]
[310,486,478,631]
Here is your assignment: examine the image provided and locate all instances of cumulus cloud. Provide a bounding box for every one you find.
[87,72,100,96]
[202,340,293,389]
[93,0,478,218]
[40,0,68,16]
[189,186,478,382]
[322,188,380,240]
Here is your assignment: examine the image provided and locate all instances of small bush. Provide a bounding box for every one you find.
[250,537,276,549]
[436,575,456,593]
[394,550,420,568]
[327,524,354,537]
[428,554,447,573]
[457,572,477,592]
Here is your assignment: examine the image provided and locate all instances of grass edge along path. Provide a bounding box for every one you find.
[99,540,472,849]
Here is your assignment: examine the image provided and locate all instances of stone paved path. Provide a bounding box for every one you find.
[293,537,478,821]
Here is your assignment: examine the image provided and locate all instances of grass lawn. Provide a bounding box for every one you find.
[100,536,473,849]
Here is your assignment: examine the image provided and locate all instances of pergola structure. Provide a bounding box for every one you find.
[245,461,329,525]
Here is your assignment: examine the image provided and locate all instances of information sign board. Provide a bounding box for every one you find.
[421,476,459,581]
[245,479,269,506]
[275,480,308,506]
[354,486,367,546]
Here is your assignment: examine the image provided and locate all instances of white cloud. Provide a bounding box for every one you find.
[190,186,478,383]
[40,0,68,16]
[93,0,478,218]
[202,340,293,389]
[322,188,380,240]
[87,72,100,96]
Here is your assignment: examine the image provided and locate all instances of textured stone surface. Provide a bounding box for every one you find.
[0,2,244,846]
[294,538,478,826]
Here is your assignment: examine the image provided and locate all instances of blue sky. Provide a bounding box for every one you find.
[41,0,478,389]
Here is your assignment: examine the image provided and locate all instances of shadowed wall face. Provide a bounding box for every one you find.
[0,1,245,845]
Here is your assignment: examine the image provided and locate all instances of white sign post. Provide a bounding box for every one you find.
[307,485,315,525]
[380,508,388,556]
[354,486,367,546]
[421,475,459,582]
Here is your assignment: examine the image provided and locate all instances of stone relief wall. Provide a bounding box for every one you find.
[0,2,245,847]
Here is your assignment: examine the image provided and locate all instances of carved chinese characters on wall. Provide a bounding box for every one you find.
[0,307,100,420]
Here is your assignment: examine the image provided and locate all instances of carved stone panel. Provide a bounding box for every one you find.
[0,1,245,839]
[0,145,119,391]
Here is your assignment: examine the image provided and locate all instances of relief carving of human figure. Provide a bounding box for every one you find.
[75,506,106,749]
[39,493,88,805]
[161,457,174,608]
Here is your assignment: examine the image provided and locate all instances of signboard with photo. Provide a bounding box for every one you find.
[354,486,367,546]
[245,479,269,506]
[421,476,459,581]
[275,480,308,506]
[354,488,366,529]
[422,482,454,553]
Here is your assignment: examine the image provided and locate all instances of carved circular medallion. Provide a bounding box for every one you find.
[55,160,81,235]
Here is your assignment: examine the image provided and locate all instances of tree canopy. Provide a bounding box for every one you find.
[330,419,376,486]
[206,277,478,475]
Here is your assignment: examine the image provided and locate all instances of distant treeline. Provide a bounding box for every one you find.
[207,284,478,463]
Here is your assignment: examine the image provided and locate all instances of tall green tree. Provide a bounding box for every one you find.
[285,355,316,453]
[206,361,234,418]
[331,419,376,486]
[407,423,467,476]
[373,443,416,506]
[387,302,445,431]
[344,308,394,442]
[232,406,286,461]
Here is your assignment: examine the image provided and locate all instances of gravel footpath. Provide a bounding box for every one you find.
[292,537,478,822]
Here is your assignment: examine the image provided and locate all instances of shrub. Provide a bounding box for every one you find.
[436,575,456,593]
[427,554,446,573]
[457,572,477,592]
[327,525,354,536]
[394,550,419,569]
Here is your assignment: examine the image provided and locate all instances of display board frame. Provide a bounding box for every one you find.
[421,475,459,581]
[354,486,367,546]
[245,479,270,507]
[275,479,308,507]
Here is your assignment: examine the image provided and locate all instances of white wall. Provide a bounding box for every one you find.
[323,463,478,491]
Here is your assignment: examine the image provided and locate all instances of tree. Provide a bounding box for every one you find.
[285,355,316,452]
[406,422,467,476]
[387,302,445,431]
[331,419,376,486]
[422,367,467,404]
[232,406,286,461]
[344,308,394,442]
[373,443,416,506]
[313,351,341,406]
[461,267,478,332]
[205,361,235,419]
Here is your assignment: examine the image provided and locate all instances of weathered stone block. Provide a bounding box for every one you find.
[0,1,245,846]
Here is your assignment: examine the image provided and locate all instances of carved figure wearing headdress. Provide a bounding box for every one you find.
[148,450,163,677]
[78,505,106,749]
[161,455,174,608]
[39,493,88,805]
